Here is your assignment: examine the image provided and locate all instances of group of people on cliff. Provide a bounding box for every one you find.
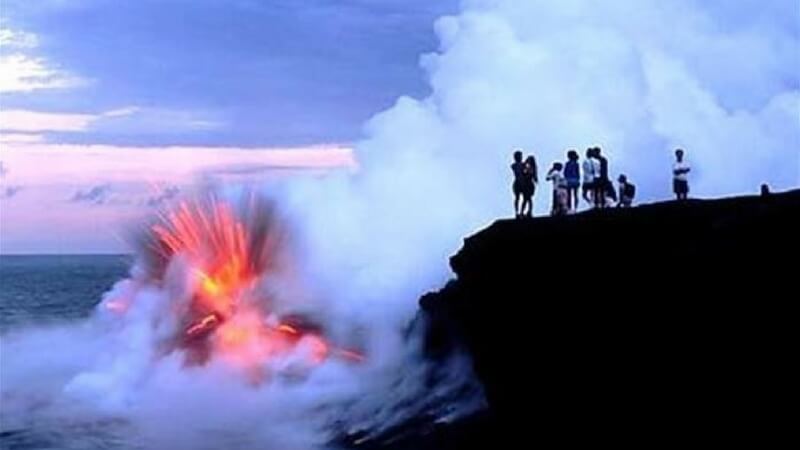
[511,147,690,217]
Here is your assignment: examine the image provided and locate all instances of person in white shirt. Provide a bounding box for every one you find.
[546,162,568,216]
[673,148,691,200]
[581,148,596,206]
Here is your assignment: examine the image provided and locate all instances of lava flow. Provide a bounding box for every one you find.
[119,194,362,377]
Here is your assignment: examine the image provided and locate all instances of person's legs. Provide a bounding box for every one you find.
[568,187,577,211]
[606,181,617,203]
[595,182,606,208]
[565,187,571,211]
[521,195,530,217]
[514,191,521,216]
[600,182,607,208]
[675,180,688,200]
[527,188,535,217]
[583,183,593,205]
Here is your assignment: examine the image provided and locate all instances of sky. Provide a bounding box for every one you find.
[1,3,796,448]
[0,0,456,253]
[1,0,798,255]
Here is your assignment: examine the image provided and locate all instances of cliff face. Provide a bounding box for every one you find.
[419,190,798,446]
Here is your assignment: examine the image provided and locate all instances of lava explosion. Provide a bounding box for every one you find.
[111,193,361,381]
[1,190,482,450]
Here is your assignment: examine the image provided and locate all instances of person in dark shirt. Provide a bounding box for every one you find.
[592,147,609,208]
[511,150,525,217]
[520,155,538,217]
[564,150,580,212]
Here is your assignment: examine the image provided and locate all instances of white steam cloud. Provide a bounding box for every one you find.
[291,0,799,312]
[2,1,798,449]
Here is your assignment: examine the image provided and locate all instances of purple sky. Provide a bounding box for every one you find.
[2,0,798,253]
[0,0,456,253]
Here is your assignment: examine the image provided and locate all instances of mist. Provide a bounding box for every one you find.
[288,0,799,318]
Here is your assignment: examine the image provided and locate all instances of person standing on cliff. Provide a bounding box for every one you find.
[546,162,568,216]
[511,150,525,217]
[592,147,610,208]
[564,150,581,212]
[520,155,538,218]
[582,148,598,206]
[673,149,691,201]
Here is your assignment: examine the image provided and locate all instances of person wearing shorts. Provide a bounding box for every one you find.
[564,150,581,212]
[582,148,596,205]
[673,149,690,200]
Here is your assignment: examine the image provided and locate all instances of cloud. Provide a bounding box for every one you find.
[71,184,112,204]
[1,185,23,199]
[353,0,799,207]
[0,133,45,144]
[0,110,97,132]
[0,54,87,93]
[0,1,455,147]
[102,107,142,118]
[285,0,800,326]
[1,142,356,186]
[0,107,224,135]
[94,107,226,134]
[0,28,38,48]
[0,141,356,253]
[0,161,7,177]
[0,25,88,93]
[145,185,180,207]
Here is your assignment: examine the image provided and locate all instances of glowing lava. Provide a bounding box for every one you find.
[129,194,362,374]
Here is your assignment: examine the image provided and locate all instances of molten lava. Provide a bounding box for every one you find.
[134,195,362,374]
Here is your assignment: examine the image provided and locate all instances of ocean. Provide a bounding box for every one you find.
[1,255,131,450]
[0,255,131,332]
[0,255,474,450]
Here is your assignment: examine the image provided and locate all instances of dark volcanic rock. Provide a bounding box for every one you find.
[418,190,798,446]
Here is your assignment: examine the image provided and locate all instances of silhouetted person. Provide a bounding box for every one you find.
[673,149,690,200]
[546,162,568,216]
[582,148,597,205]
[761,184,771,196]
[520,155,538,217]
[617,175,636,207]
[592,147,609,208]
[511,150,525,217]
[564,150,580,212]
